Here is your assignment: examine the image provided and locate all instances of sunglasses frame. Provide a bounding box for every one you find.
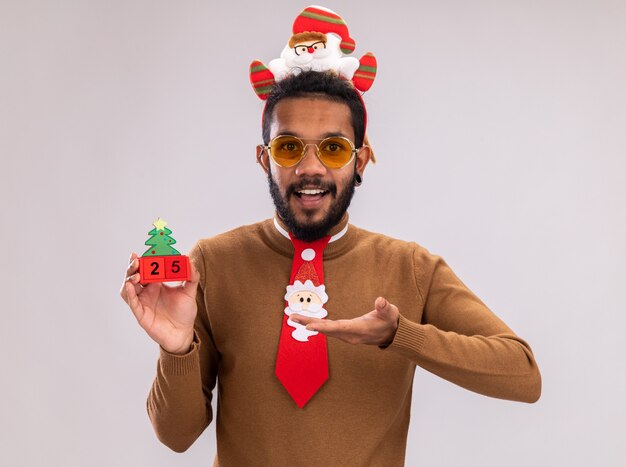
[261,134,360,169]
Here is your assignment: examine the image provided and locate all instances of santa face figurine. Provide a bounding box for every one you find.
[269,31,359,81]
[284,279,329,342]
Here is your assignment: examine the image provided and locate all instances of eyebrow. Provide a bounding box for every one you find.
[277,130,352,140]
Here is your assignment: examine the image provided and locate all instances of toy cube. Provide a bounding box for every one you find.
[165,255,190,281]
[139,256,166,284]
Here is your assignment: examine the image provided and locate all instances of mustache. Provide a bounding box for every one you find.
[285,177,337,198]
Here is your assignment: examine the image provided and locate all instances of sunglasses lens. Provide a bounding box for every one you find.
[318,137,354,169]
[269,136,304,167]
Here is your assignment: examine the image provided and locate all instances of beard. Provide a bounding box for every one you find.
[268,168,356,242]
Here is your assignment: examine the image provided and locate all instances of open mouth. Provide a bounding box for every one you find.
[294,188,329,199]
[293,188,331,208]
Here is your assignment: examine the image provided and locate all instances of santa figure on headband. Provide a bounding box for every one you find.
[250,5,377,99]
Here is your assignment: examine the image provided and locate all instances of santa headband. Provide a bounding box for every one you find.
[249,5,377,138]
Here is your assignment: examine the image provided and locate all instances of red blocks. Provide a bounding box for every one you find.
[139,255,190,285]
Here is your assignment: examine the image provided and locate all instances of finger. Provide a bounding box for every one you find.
[126,258,139,277]
[128,272,140,283]
[289,314,323,326]
[122,273,143,300]
[306,318,359,336]
[127,252,139,272]
[290,314,338,333]
[121,270,139,300]
[121,253,140,300]
[125,281,146,323]
[128,272,142,287]
[307,319,373,345]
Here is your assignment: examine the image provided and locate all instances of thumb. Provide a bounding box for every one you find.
[181,263,200,297]
[375,296,391,314]
[375,296,400,322]
[189,263,200,285]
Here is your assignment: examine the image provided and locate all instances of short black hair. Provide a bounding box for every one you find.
[262,70,366,148]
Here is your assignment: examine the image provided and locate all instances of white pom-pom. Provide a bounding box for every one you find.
[301,248,316,261]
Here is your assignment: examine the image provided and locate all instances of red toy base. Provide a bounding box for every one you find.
[139,255,190,285]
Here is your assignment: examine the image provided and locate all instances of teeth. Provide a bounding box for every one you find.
[298,189,326,195]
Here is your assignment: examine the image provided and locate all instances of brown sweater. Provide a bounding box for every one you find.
[147,216,541,466]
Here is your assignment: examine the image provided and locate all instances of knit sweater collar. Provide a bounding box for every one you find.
[260,212,357,260]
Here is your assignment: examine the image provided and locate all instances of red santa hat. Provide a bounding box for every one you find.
[291,5,356,55]
[294,257,320,286]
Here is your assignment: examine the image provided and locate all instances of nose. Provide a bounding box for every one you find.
[307,47,315,54]
[295,144,326,177]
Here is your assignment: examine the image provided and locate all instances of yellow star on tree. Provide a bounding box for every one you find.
[153,217,168,231]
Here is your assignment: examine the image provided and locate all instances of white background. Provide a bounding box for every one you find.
[1,1,625,465]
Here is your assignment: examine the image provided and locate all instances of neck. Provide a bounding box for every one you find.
[273,217,348,243]
[274,213,350,243]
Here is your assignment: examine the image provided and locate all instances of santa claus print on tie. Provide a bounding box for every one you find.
[284,271,329,342]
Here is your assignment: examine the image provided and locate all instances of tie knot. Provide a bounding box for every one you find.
[289,235,330,285]
[290,235,331,258]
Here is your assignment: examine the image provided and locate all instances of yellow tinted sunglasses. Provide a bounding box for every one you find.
[263,135,358,169]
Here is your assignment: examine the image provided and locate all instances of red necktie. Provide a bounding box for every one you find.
[275,234,331,408]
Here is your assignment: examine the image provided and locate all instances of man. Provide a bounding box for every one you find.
[121,70,541,466]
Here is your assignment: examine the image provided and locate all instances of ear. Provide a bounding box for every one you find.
[256,144,270,174]
[355,145,371,176]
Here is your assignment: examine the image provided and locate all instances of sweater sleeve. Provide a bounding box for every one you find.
[146,243,219,452]
[386,247,541,403]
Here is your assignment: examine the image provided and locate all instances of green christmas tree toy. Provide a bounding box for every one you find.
[139,218,190,285]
